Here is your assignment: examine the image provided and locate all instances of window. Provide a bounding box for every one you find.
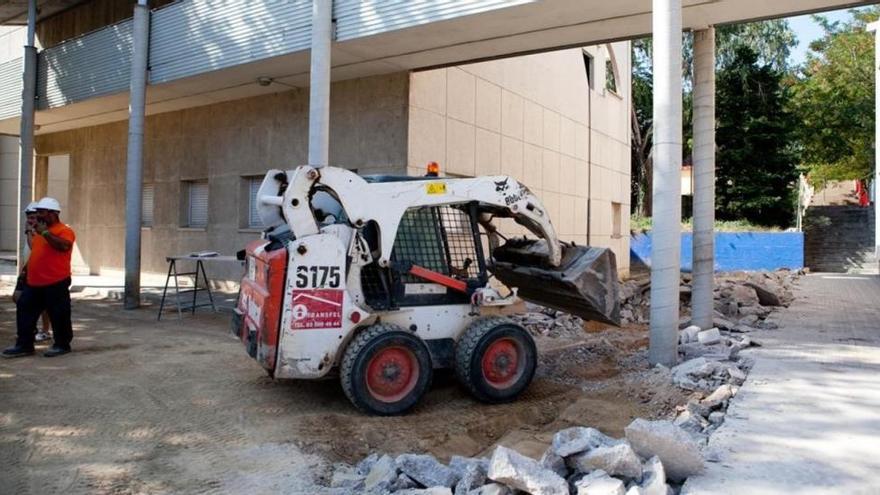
[604,44,620,96]
[247,177,262,228]
[612,202,622,238]
[185,180,208,228]
[582,50,594,89]
[142,183,154,227]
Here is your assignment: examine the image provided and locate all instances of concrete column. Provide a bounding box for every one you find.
[16,0,37,271]
[649,0,683,366]
[871,22,880,258]
[307,0,332,169]
[123,0,150,309]
[691,28,716,330]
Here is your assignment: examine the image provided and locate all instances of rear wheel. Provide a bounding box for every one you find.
[455,316,537,403]
[340,323,433,415]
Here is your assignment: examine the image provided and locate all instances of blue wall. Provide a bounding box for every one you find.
[630,232,804,272]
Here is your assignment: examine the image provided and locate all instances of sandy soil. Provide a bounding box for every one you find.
[0,282,687,494]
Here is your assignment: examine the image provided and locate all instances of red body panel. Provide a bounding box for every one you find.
[237,239,288,371]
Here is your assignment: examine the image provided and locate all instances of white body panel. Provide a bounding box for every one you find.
[276,233,369,379]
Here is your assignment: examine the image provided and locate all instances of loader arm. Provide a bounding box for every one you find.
[255,165,563,268]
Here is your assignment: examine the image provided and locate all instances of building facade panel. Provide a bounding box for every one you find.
[34,73,409,280]
[407,45,631,275]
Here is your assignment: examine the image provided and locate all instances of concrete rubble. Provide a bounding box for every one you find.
[322,269,802,495]
[328,421,705,494]
[618,269,799,329]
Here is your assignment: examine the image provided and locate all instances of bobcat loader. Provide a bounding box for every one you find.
[232,164,620,415]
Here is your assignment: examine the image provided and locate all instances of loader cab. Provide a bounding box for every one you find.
[360,202,489,310]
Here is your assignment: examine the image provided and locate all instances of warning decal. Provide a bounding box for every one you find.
[290,289,344,330]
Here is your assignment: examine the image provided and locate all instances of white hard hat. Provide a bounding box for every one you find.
[35,197,61,212]
[24,201,38,213]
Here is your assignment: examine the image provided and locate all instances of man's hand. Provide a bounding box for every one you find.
[12,290,21,303]
[34,220,48,235]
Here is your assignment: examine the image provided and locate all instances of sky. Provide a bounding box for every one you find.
[786,8,858,66]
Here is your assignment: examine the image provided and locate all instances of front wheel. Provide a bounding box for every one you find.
[454,316,537,403]
[340,323,433,415]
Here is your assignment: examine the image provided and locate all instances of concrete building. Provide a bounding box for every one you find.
[0,1,632,282]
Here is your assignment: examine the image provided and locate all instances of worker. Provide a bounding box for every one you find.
[3,197,76,358]
[12,202,53,343]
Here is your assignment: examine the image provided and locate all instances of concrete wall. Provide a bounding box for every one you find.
[35,73,409,280]
[0,135,18,251]
[589,43,632,273]
[407,43,631,275]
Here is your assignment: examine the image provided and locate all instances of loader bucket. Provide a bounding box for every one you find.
[491,239,621,326]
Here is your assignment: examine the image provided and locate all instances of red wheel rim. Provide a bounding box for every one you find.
[366,346,420,403]
[481,337,523,389]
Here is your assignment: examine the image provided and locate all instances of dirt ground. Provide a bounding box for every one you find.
[0,281,687,494]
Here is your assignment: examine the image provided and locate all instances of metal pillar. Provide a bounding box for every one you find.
[308,0,332,169]
[123,0,150,309]
[691,28,716,330]
[649,0,683,366]
[16,0,37,271]
[871,22,880,258]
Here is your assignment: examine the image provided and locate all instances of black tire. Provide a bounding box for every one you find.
[340,323,433,415]
[454,316,537,403]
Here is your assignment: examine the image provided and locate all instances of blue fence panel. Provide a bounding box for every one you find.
[630,232,804,272]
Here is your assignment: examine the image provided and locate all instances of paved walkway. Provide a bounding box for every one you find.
[684,274,880,495]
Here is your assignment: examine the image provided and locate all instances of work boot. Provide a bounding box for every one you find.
[2,345,35,358]
[43,345,71,358]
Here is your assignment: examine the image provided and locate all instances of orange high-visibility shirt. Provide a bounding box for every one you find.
[27,222,75,287]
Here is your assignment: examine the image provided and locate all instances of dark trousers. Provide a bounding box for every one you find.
[16,278,72,350]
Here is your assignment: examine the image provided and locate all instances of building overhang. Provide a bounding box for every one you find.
[0,0,871,136]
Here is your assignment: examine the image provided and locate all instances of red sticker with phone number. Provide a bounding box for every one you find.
[290,289,343,330]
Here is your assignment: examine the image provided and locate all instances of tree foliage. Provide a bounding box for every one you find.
[791,8,878,186]
[630,20,798,215]
[715,47,799,227]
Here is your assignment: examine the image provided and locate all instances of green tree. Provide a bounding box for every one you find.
[716,46,799,227]
[630,20,797,215]
[792,8,878,186]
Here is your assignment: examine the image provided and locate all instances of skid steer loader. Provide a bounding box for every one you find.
[232,164,620,415]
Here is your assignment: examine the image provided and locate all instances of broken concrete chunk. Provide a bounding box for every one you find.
[488,445,568,495]
[552,426,617,456]
[731,285,759,307]
[467,483,511,495]
[573,469,626,495]
[356,452,380,476]
[701,384,735,409]
[744,281,782,306]
[727,366,746,384]
[696,328,721,345]
[449,456,489,479]
[396,453,460,488]
[639,456,667,495]
[685,400,711,419]
[624,419,704,482]
[330,465,365,490]
[708,411,725,425]
[568,441,643,480]
[396,488,453,495]
[539,447,568,478]
[626,486,645,495]
[392,473,421,491]
[364,454,398,492]
[712,317,736,331]
[680,325,701,344]
[737,314,759,327]
[453,464,486,495]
